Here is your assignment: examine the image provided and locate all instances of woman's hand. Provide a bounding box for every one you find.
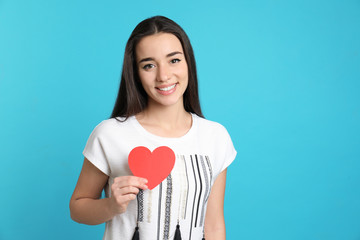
[109,176,148,215]
[70,158,148,225]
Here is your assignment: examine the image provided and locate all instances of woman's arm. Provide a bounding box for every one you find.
[69,158,147,225]
[204,169,227,240]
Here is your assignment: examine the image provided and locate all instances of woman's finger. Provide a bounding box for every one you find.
[113,176,148,189]
[113,186,140,196]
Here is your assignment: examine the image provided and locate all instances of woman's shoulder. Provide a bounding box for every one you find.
[193,114,228,133]
[88,116,134,136]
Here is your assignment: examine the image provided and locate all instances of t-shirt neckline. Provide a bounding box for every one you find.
[130,113,197,142]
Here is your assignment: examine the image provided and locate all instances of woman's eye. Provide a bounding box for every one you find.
[143,64,154,70]
[170,59,181,64]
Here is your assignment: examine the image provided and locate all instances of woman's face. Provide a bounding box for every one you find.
[136,32,188,109]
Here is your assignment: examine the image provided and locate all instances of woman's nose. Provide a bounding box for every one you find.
[157,64,171,82]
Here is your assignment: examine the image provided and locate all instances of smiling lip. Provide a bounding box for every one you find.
[155,83,177,95]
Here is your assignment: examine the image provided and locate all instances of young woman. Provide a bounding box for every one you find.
[70,16,236,240]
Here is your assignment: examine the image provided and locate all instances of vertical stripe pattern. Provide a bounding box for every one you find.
[139,154,214,240]
[137,189,144,222]
[163,174,173,240]
[205,156,213,185]
[147,189,152,223]
[157,182,162,240]
[199,155,210,226]
[189,155,198,240]
[183,155,190,220]
[194,155,203,227]
[177,155,189,221]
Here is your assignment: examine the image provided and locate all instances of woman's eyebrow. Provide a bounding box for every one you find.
[166,51,183,57]
[138,57,154,64]
[138,51,183,64]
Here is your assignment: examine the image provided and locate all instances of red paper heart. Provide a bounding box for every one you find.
[128,146,175,190]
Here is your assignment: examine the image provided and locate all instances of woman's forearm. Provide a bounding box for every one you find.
[70,197,115,225]
[205,228,226,240]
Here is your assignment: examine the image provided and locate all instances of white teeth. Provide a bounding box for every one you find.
[159,84,176,91]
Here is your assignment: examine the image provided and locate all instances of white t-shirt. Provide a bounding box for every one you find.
[82,114,237,240]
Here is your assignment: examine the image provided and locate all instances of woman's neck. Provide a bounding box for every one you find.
[135,103,192,138]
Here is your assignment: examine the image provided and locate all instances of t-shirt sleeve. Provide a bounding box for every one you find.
[82,121,111,176]
[214,124,237,179]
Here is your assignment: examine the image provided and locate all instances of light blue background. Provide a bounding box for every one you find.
[1,0,359,239]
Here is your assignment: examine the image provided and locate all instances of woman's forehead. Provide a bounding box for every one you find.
[136,33,184,60]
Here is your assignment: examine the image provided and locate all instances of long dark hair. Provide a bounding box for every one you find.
[110,16,203,120]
